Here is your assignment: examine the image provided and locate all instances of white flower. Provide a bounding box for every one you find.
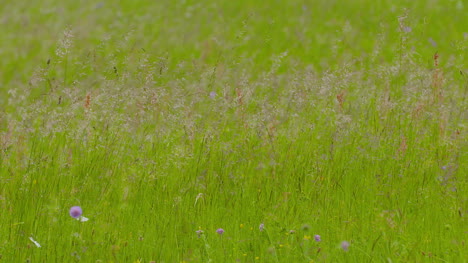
[77,216,89,222]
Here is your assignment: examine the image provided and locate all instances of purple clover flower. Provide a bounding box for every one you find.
[341,241,350,251]
[216,228,224,235]
[69,206,83,218]
[314,235,321,242]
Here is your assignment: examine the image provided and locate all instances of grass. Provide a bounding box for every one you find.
[0,0,467,262]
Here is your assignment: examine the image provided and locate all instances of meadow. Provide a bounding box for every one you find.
[0,0,467,262]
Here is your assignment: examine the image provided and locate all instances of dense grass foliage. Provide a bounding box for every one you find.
[1,0,467,262]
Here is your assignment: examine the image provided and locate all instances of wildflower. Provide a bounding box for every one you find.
[209,91,216,99]
[259,223,265,232]
[216,228,224,235]
[240,224,244,229]
[341,241,350,251]
[78,216,89,222]
[196,230,204,238]
[69,206,89,222]
[69,206,83,218]
[314,235,321,242]
[303,235,311,240]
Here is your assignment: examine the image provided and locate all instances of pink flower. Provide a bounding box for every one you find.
[341,241,350,251]
[259,223,265,232]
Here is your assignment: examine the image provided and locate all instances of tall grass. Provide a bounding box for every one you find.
[1,0,467,262]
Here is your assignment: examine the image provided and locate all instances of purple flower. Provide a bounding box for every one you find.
[209,91,216,99]
[259,223,265,232]
[341,241,350,251]
[216,228,224,235]
[69,206,83,218]
[314,235,321,242]
[403,26,412,33]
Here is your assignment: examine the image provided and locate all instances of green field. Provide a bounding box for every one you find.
[1,0,467,262]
